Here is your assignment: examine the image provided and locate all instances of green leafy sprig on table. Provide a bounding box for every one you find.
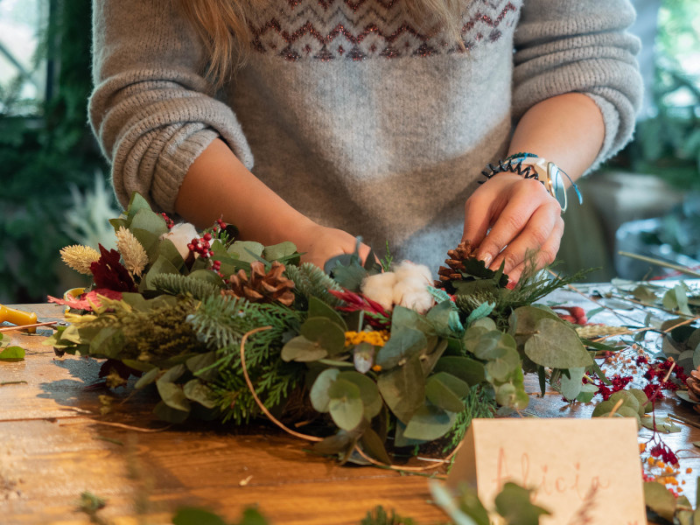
[46,192,596,464]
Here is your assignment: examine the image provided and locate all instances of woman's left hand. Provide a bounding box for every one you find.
[462,172,565,285]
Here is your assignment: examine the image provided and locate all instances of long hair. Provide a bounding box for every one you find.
[178,0,466,84]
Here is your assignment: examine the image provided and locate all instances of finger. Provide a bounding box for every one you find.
[476,180,557,267]
[489,203,559,274]
[505,217,565,284]
[462,195,495,248]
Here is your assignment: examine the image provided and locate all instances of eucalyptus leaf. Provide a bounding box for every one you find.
[403,404,456,441]
[377,354,425,424]
[375,327,427,369]
[426,373,468,412]
[300,318,346,356]
[359,427,392,465]
[183,379,216,409]
[130,207,168,237]
[228,241,264,263]
[433,356,485,387]
[134,367,160,390]
[142,255,181,291]
[338,371,382,419]
[186,352,219,382]
[156,381,191,412]
[308,297,347,331]
[262,241,297,262]
[328,379,364,431]
[485,345,521,383]
[644,481,677,522]
[524,319,593,369]
[560,367,585,401]
[281,335,328,362]
[309,368,340,412]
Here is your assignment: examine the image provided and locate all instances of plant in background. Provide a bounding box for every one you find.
[611,0,700,189]
[0,0,108,302]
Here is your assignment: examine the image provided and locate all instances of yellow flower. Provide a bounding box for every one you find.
[344,330,390,348]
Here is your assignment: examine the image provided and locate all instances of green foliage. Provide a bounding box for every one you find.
[188,294,305,424]
[285,262,344,306]
[0,0,108,302]
[152,273,223,300]
[611,0,700,189]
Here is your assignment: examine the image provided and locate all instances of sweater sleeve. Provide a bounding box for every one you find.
[89,0,254,212]
[512,0,643,170]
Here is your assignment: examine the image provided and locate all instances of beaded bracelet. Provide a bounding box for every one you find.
[481,153,583,213]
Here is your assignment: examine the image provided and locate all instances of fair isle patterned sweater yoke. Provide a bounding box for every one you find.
[90,0,643,270]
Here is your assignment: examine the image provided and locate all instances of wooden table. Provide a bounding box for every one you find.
[2,292,700,524]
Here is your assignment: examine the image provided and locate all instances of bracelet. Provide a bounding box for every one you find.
[480,158,539,181]
[481,153,583,213]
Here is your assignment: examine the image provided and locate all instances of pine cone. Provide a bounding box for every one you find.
[223,261,295,306]
[434,241,477,289]
[687,369,700,403]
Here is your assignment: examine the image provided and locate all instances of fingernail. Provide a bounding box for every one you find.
[481,254,492,267]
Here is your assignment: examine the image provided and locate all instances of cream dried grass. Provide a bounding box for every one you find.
[60,245,101,275]
[116,227,148,277]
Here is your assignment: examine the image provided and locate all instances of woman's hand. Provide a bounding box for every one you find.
[462,172,564,284]
[293,222,372,271]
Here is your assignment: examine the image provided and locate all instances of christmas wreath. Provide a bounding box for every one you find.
[46,193,596,467]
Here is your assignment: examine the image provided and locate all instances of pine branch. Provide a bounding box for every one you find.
[285,263,343,306]
[151,273,222,300]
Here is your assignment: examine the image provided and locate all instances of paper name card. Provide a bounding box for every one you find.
[447,418,645,525]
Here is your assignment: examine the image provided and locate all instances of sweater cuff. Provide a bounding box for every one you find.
[583,92,622,174]
[151,126,219,213]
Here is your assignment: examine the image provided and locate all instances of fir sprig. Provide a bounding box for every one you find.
[151,274,222,301]
[284,263,343,306]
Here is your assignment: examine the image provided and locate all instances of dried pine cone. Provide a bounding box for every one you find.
[223,261,295,306]
[687,368,700,403]
[434,240,477,289]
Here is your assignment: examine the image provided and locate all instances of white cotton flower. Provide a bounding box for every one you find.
[361,260,435,314]
[392,261,434,314]
[361,271,397,312]
[393,260,433,284]
[160,222,199,260]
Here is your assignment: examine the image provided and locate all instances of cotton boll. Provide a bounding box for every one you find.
[160,222,198,260]
[393,276,435,314]
[398,289,435,314]
[393,260,432,285]
[361,272,397,311]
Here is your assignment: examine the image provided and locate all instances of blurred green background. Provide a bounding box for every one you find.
[1,0,699,303]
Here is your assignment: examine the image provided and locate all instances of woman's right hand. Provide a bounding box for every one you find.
[292,221,371,270]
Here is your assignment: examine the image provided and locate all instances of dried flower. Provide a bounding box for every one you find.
[116,227,148,277]
[60,245,101,275]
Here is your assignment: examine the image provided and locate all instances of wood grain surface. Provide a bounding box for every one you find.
[3,295,700,525]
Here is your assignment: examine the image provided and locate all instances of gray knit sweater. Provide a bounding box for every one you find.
[90,0,642,270]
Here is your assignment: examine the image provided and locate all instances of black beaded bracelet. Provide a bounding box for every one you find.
[479,158,539,184]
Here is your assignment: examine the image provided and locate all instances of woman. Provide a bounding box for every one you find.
[90,0,642,282]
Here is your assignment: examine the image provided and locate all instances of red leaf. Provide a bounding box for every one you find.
[48,289,123,311]
[90,245,136,292]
